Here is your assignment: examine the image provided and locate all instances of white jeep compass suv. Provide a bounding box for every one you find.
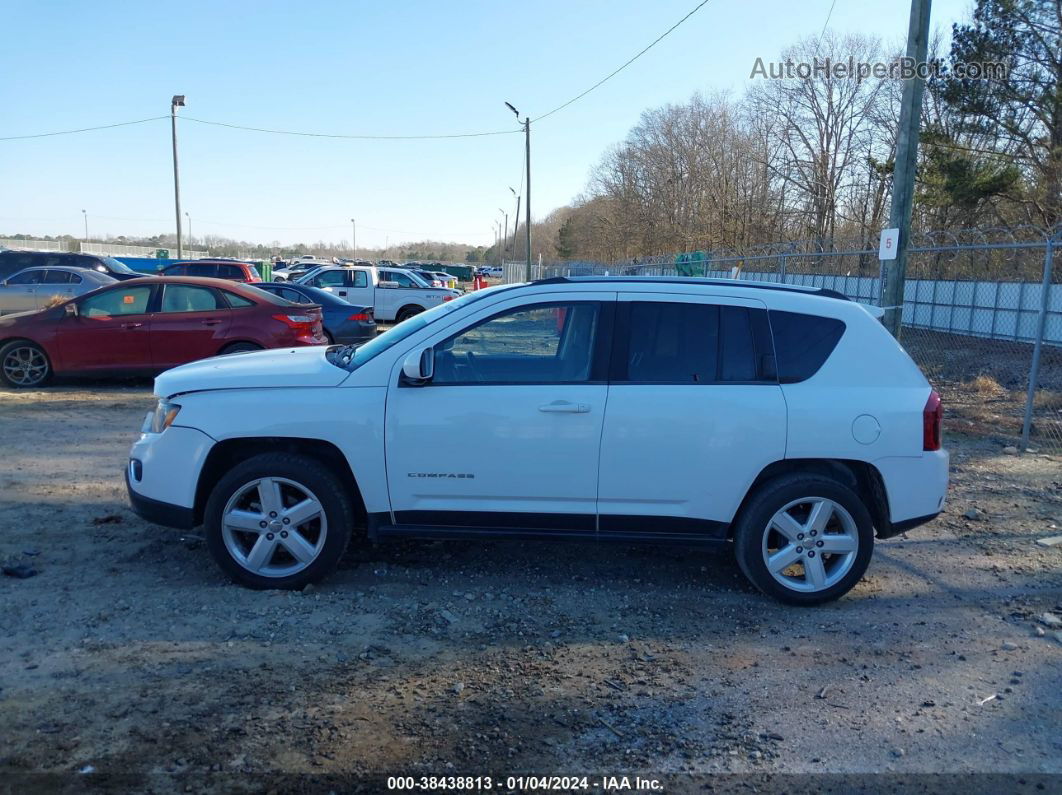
[126,277,948,605]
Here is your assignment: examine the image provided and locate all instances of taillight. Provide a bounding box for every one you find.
[923,389,942,451]
[443,295,454,302]
[348,312,373,322]
[272,313,314,333]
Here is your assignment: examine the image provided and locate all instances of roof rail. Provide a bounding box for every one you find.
[531,275,850,301]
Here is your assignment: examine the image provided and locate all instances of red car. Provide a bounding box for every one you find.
[158,259,262,283]
[0,277,326,388]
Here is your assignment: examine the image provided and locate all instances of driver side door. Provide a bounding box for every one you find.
[384,292,615,535]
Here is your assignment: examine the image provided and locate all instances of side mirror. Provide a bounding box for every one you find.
[401,348,434,385]
[378,280,399,289]
[65,303,79,317]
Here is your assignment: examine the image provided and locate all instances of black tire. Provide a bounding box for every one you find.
[0,339,53,389]
[323,329,335,344]
[396,305,424,323]
[204,452,354,589]
[733,474,874,606]
[219,342,262,355]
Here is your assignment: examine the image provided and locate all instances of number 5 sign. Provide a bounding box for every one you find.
[879,228,899,260]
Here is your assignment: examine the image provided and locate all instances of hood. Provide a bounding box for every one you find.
[154,345,348,398]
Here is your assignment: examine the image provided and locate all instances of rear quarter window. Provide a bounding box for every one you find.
[769,311,846,383]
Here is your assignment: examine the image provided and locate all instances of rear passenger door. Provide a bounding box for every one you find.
[596,294,787,537]
[149,283,232,368]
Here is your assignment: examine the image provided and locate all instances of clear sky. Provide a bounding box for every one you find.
[0,0,972,250]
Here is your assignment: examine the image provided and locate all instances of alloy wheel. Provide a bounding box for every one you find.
[221,477,328,578]
[760,497,859,593]
[2,345,49,387]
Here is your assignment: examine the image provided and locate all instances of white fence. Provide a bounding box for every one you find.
[78,242,209,259]
[0,238,65,252]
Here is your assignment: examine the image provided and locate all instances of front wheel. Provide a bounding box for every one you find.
[0,340,52,388]
[204,453,354,589]
[733,474,874,606]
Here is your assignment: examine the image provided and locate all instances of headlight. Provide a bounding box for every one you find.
[149,400,181,433]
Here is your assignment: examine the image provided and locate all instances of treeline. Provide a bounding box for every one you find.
[500,0,1060,264]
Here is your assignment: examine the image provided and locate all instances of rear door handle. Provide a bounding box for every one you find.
[201,319,222,326]
[538,400,590,414]
[121,322,143,329]
[338,291,347,296]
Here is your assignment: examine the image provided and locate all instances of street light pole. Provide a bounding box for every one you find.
[185,212,191,249]
[170,95,186,259]
[510,187,521,259]
[81,209,88,243]
[350,218,356,259]
[499,209,508,259]
[505,103,532,281]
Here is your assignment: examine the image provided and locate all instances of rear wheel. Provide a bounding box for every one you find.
[396,305,424,323]
[204,453,354,589]
[0,340,52,388]
[733,474,874,606]
[219,342,262,355]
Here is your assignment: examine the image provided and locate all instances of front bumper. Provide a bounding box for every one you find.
[126,468,197,529]
[126,423,214,527]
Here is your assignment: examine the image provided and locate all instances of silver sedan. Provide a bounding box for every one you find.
[0,266,116,315]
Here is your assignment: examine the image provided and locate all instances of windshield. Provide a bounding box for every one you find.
[101,256,138,275]
[327,286,515,371]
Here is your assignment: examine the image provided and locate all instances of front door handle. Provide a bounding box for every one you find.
[338,291,347,296]
[201,319,222,326]
[538,400,590,414]
[121,321,144,330]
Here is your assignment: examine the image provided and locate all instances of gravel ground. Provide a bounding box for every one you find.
[1,384,1060,794]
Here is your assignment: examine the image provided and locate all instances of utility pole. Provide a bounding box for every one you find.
[879,0,931,337]
[185,212,192,248]
[505,103,532,281]
[81,209,88,242]
[350,218,356,259]
[171,95,186,259]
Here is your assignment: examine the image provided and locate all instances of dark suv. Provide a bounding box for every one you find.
[160,260,262,282]
[0,251,145,282]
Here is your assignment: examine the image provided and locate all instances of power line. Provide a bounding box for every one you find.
[531,0,714,123]
[0,116,168,141]
[181,116,521,140]
[816,0,838,51]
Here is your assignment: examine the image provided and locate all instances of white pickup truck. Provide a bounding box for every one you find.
[293,265,459,323]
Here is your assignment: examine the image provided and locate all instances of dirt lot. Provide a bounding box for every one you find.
[1,384,1060,794]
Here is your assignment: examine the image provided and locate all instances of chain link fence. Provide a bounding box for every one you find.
[503,226,1062,455]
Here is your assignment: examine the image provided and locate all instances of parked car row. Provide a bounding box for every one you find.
[0,277,333,388]
[294,264,460,322]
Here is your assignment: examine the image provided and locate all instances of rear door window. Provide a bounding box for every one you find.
[159,284,225,313]
[621,301,771,383]
[218,264,244,280]
[43,270,74,284]
[769,311,846,383]
[187,263,218,278]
